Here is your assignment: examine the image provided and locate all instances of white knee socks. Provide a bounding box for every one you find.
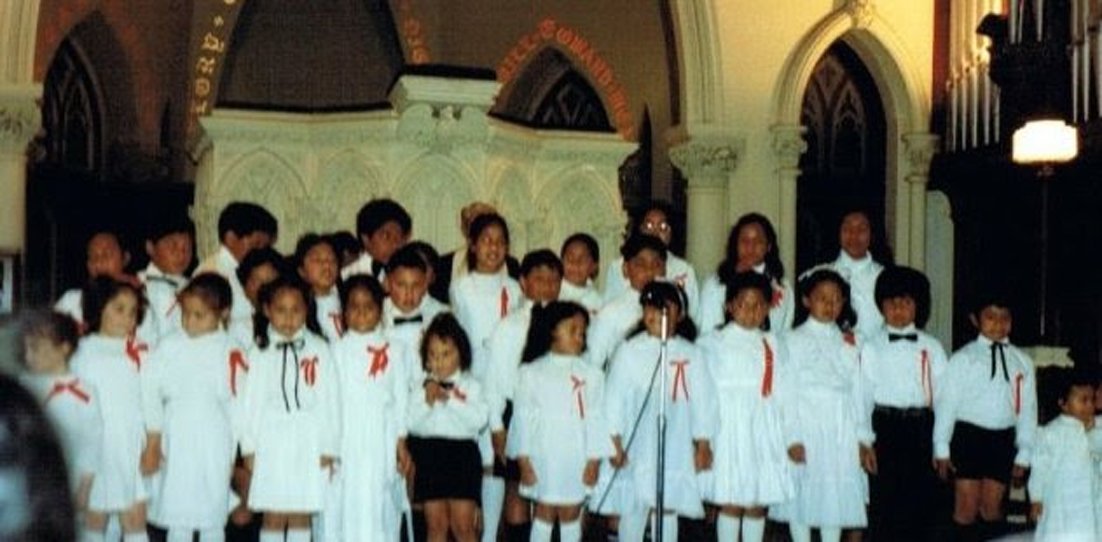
[716,514,739,542]
[166,529,193,542]
[259,530,284,542]
[122,532,149,542]
[658,513,678,542]
[286,528,311,542]
[199,527,226,542]
[789,522,812,542]
[482,476,505,542]
[818,526,841,542]
[741,517,765,542]
[79,530,105,542]
[559,519,582,542]
[529,519,554,542]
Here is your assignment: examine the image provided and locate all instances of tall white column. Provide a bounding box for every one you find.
[771,124,808,278]
[0,85,41,253]
[902,132,940,270]
[669,135,741,276]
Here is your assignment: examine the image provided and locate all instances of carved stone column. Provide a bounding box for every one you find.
[902,132,939,270]
[0,85,41,252]
[771,124,808,276]
[670,135,741,274]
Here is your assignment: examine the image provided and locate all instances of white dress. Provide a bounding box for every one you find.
[1029,415,1102,541]
[559,280,602,315]
[142,330,246,529]
[450,269,523,380]
[595,334,715,518]
[315,288,343,342]
[587,288,643,370]
[71,334,151,511]
[241,328,340,512]
[602,254,700,318]
[508,353,612,505]
[20,373,103,492]
[770,319,868,528]
[334,330,412,542]
[697,267,795,336]
[828,252,884,343]
[698,324,794,507]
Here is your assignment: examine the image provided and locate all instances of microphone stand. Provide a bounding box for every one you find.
[655,307,669,542]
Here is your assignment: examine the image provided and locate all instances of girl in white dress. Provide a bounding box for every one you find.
[141,273,245,542]
[596,281,716,542]
[295,234,343,342]
[70,277,152,542]
[772,268,871,542]
[508,301,612,542]
[698,213,795,336]
[240,276,340,542]
[698,272,794,542]
[333,274,414,541]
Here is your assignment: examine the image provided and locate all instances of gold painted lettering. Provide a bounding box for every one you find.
[412,48,429,64]
[202,32,225,53]
[555,27,573,45]
[195,77,211,97]
[538,18,556,39]
[568,34,588,57]
[192,99,209,116]
[223,0,236,4]
[196,57,216,76]
[213,15,224,27]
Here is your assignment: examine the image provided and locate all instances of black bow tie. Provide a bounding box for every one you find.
[371,259,385,276]
[393,314,423,325]
[277,338,305,351]
[424,378,455,391]
[990,342,1009,381]
[888,333,918,342]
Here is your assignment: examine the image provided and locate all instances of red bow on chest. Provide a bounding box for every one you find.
[125,336,148,370]
[368,343,390,378]
[46,380,90,404]
[229,350,249,396]
[300,356,318,386]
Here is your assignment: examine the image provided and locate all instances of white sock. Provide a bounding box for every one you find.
[819,526,841,542]
[166,529,193,542]
[789,522,812,542]
[618,511,648,542]
[716,514,740,542]
[741,517,765,542]
[80,530,105,542]
[286,528,311,542]
[560,519,582,542]
[259,530,284,542]
[123,532,150,542]
[199,528,226,542]
[529,519,554,542]
[659,513,678,542]
[481,476,505,542]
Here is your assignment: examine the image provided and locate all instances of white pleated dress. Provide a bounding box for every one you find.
[594,334,715,518]
[698,323,794,507]
[71,333,151,511]
[241,328,340,512]
[1028,415,1102,541]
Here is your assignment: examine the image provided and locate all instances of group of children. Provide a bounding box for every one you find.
[12,196,1101,542]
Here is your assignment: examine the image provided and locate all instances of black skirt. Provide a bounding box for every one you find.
[408,436,482,503]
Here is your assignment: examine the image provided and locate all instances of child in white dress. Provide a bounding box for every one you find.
[407,313,489,542]
[333,274,414,541]
[141,273,246,542]
[698,272,793,542]
[240,276,340,542]
[1029,372,1102,541]
[772,268,871,542]
[558,233,602,314]
[70,277,152,542]
[295,234,343,341]
[509,301,611,542]
[596,281,716,542]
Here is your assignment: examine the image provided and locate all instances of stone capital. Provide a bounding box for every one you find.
[0,84,41,155]
[770,124,808,171]
[902,132,940,180]
[844,0,875,29]
[669,136,742,185]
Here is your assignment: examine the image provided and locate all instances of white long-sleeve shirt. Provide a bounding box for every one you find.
[697,265,795,336]
[587,288,643,370]
[484,301,535,431]
[829,252,884,342]
[859,325,948,411]
[407,370,489,441]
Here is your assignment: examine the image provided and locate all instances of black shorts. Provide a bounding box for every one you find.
[950,421,1016,484]
[408,437,482,503]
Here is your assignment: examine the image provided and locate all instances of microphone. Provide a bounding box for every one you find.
[660,306,669,343]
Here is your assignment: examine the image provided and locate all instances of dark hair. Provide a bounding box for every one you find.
[619,233,668,262]
[145,213,195,244]
[0,374,76,541]
[386,244,430,275]
[356,198,412,238]
[522,301,589,362]
[180,273,233,314]
[20,310,80,368]
[293,233,338,273]
[969,288,1015,318]
[404,241,440,272]
[217,201,278,242]
[717,213,785,283]
[628,281,698,341]
[626,200,675,242]
[329,230,361,258]
[252,276,323,348]
[81,276,147,334]
[339,273,386,315]
[795,268,856,331]
[420,313,473,372]
[722,271,775,329]
[561,232,600,266]
[236,247,289,286]
[1040,368,1098,424]
[874,265,931,328]
[520,249,563,277]
[466,213,511,271]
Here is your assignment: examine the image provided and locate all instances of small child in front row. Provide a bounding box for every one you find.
[70,277,151,542]
[771,268,870,542]
[508,301,611,542]
[240,276,340,542]
[141,273,246,541]
[597,281,715,542]
[295,233,343,341]
[19,310,102,517]
[933,293,1037,542]
[1028,371,1102,541]
[558,233,602,314]
[407,313,489,542]
[698,272,793,542]
[334,274,414,541]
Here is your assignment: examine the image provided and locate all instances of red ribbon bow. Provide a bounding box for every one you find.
[125,336,148,370]
[843,332,856,347]
[329,313,344,338]
[920,349,932,407]
[452,387,468,402]
[771,284,784,308]
[500,287,509,318]
[45,380,90,404]
[570,375,586,419]
[762,339,774,398]
[368,343,390,378]
[1014,373,1024,415]
[229,350,249,397]
[671,359,691,402]
[300,356,318,386]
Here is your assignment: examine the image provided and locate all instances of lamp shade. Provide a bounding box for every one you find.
[1012,120,1079,164]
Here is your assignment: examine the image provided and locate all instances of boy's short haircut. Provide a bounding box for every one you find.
[874,265,932,328]
[969,286,1015,317]
[328,231,360,256]
[404,240,440,271]
[356,198,412,238]
[520,249,564,277]
[20,310,80,357]
[619,233,668,262]
[386,244,429,275]
[145,213,195,244]
[236,247,288,285]
[217,202,278,242]
[561,233,600,264]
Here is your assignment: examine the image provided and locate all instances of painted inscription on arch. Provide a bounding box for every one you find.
[187,0,238,137]
[498,18,635,140]
[396,0,431,64]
